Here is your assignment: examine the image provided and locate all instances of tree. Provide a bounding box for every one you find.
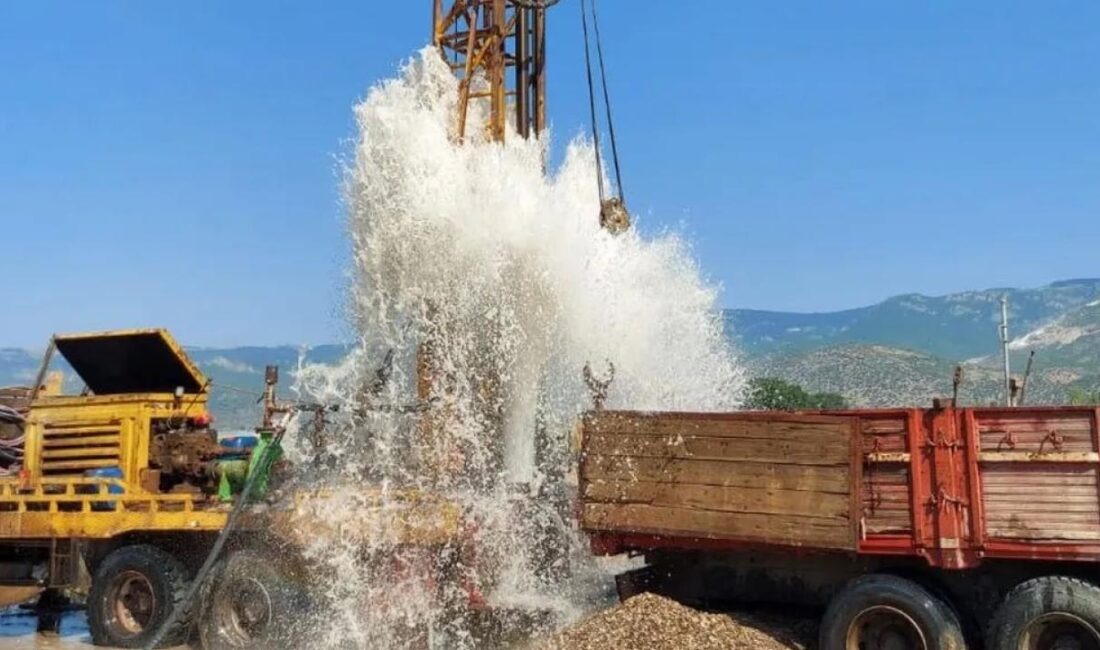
[744,377,849,411]
[1068,387,1100,406]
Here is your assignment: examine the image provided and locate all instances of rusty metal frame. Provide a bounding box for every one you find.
[433,0,547,142]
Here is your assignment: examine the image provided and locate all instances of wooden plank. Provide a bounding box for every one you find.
[981,469,1097,485]
[589,410,852,427]
[985,504,1100,516]
[977,416,1096,453]
[582,502,854,550]
[581,413,858,551]
[582,456,850,493]
[865,521,911,534]
[584,479,850,520]
[980,452,1099,463]
[988,529,1100,542]
[588,413,851,444]
[866,452,911,463]
[585,432,848,466]
[983,492,1099,504]
[863,461,912,533]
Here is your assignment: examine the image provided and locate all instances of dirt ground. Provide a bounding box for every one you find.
[0,609,95,649]
[3,595,817,649]
[538,593,816,650]
[0,610,189,650]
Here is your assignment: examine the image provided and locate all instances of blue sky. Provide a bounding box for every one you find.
[2,1,1098,348]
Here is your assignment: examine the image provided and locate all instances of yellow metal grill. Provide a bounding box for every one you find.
[40,422,121,476]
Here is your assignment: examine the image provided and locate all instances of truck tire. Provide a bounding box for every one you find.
[820,574,966,650]
[198,549,309,649]
[987,576,1100,650]
[87,544,191,648]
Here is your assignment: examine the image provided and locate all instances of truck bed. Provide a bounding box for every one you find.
[580,405,1100,569]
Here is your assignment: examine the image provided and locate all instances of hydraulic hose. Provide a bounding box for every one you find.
[142,420,290,649]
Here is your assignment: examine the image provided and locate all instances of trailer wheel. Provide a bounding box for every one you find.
[820,574,966,650]
[988,576,1100,650]
[87,544,191,648]
[198,549,309,649]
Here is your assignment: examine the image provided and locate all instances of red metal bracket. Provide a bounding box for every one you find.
[924,429,961,451]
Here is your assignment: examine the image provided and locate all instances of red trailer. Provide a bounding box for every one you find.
[579,404,1100,650]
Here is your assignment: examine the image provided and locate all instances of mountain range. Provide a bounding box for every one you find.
[3,279,1098,427]
[734,279,1100,408]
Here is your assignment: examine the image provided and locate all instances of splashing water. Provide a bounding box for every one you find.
[290,47,744,648]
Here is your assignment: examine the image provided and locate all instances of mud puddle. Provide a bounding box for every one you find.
[0,609,187,650]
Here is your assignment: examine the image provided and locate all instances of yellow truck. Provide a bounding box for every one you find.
[0,329,463,648]
[0,329,232,645]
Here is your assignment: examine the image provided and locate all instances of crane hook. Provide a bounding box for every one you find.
[599,197,631,234]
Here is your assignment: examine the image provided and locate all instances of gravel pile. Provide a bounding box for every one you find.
[538,593,813,650]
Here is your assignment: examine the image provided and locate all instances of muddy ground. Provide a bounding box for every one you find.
[0,610,98,649]
[2,595,817,649]
[0,610,189,650]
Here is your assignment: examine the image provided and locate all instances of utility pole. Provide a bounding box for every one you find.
[1000,296,1012,406]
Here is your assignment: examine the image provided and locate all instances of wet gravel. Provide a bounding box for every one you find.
[538,593,816,650]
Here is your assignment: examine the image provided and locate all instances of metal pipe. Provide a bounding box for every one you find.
[28,338,57,404]
[1018,350,1036,406]
[515,4,529,138]
[534,6,546,134]
[1000,296,1012,406]
[952,365,963,406]
[491,0,507,141]
[455,4,481,141]
[432,0,443,44]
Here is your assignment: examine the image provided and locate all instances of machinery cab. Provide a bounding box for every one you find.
[14,329,224,496]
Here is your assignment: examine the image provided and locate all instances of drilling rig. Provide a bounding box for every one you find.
[432,0,548,143]
[433,0,630,232]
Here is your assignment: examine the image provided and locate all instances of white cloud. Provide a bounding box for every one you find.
[204,356,259,374]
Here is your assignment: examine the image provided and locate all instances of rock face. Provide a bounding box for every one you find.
[538,593,812,650]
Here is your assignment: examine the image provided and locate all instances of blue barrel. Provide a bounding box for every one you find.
[85,467,124,511]
[220,435,259,455]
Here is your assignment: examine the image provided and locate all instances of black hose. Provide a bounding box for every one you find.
[142,425,288,649]
[0,406,25,424]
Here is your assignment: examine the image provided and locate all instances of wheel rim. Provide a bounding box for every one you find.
[107,570,157,637]
[846,605,928,650]
[1021,613,1100,650]
[214,576,274,645]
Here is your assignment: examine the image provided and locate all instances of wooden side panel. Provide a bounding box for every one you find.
[978,413,1096,452]
[860,415,913,535]
[861,416,909,453]
[862,465,912,534]
[981,464,1100,541]
[976,410,1100,543]
[580,412,857,550]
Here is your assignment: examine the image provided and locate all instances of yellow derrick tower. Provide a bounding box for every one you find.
[432,0,549,142]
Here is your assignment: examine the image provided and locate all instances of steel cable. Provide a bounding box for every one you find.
[590,0,626,203]
[580,0,606,204]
